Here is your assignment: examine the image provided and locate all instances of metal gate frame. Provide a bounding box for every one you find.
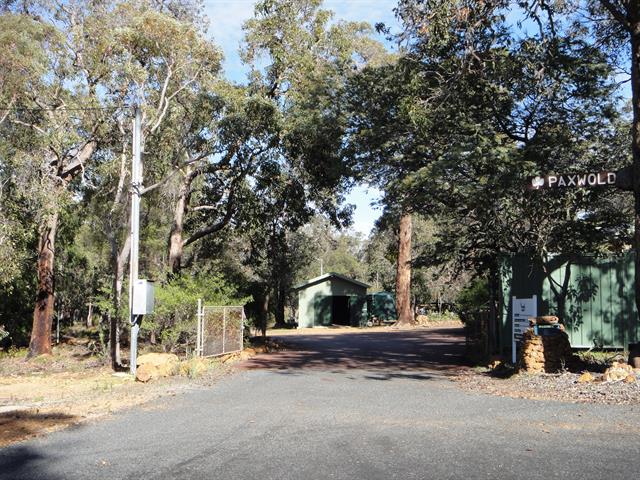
[196,299,245,357]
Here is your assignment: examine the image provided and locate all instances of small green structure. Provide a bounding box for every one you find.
[367,291,397,323]
[294,273,369,328]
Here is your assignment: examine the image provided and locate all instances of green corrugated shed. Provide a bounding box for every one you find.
[294,273,369,328]
[499,254,639,350]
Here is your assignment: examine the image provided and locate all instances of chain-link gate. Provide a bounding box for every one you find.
[196,300,245,357]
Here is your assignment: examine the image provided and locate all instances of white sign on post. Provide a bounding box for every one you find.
[512,295,537,364]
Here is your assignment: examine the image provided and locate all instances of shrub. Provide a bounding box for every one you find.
[456,277,490,315]
[142,273,250,353]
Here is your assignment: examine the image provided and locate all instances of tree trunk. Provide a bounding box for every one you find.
[260,290,270,337]
[168,165,196,275]
[109,302,121,369]
[86,302,93,328]
[395,212,414,325]
[104,134,130,370]
[488,263,499,356]
[274,279,287,327]
[28,210,59,357]
[630,26,640,322]
[109,235,130,370]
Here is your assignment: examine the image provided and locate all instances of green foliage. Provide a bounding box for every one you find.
[0,13,57,108]
[227,0,388,331]
[0,325,9,343]
[346,0,632,285]
[456,278,490,313]
[2,0,635,357]
[142,273,250,353]
[423,311,461,323]
[294,218,368,284]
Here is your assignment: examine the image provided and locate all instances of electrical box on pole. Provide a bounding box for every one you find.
[132,279,155,315]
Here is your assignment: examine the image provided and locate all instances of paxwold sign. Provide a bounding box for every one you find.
[529,171,616,190]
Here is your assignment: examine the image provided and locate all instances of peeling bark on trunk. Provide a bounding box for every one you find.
[168,165,196,275]
[395,212,414,325]
[28,210,59,357]
[26,139,97,358]
[109,314,121,369]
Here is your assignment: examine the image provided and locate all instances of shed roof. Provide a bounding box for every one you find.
[293,272,370,291]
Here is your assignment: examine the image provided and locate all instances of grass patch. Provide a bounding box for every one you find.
[424,311,462,323]
[416,311,463,326]
[0,346,28,360]
[178,357,220,379]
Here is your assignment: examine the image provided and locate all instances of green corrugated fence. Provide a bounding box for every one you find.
[499,254,639,350]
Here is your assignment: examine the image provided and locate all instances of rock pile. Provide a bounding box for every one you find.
[519,316,577,373]
[573,362,639,384]
[602,361,637,383]
[136,352,180,382]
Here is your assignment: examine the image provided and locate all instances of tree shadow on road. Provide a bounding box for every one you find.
[0,409,85,479]
[362,372,435,381]
[0,444,67,480]
[0,410,81,480]
[240,328,471,378]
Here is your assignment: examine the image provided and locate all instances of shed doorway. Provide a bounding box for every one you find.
[332,296,350,326]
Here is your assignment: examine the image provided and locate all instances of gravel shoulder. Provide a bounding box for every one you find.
[455,369,640,405]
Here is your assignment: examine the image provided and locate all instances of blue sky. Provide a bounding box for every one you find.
[204,0,398,235]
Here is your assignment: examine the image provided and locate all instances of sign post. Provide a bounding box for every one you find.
[512,295,537,364]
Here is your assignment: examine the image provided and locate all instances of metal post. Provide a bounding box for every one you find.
[201,305,205,355]
[129,105,142,376]
[241,308,246,351]
[196,299,202,357]
[222,307,227,354]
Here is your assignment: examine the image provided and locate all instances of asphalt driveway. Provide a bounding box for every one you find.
[1,327,639,480]
[243,326,471,375]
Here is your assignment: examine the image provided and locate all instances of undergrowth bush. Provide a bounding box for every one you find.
[142,273,250,354]
[424,311,461,323]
